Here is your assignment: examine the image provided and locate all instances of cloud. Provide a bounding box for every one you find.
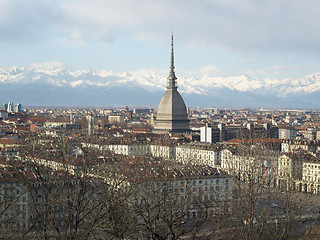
[269,65,303,71]
[245,69,268,76]
[1,0,320,56]
[268,65,304,75]
[0,0,62,43]
[199,65,221,76]
[29,61,65,70]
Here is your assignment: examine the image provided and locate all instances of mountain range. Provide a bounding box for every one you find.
[1,65,320,109]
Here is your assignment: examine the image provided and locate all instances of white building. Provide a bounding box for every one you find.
[200,124,225,144]
[221,148,279,187]
[7,102,13,112]
[175,144,221,167]
[295,157,320,194]
[281,140,317,153]
[87,114,95,136]
[278,127,297,140]
[0,111,8,120]
[131,166,233,219]
[108,115,124,124]
[277,153,303,191]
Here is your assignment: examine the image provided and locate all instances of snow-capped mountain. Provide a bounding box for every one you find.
[1,64,320,108]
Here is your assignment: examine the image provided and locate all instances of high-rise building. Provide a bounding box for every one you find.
[2,103,8,111]
[153,35,190,134]
[200,123,226,143]
[14,103,22,113]
[7,102,13,112]
[2,102,22,112]
[87,113,95,136]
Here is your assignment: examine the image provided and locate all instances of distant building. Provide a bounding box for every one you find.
[281,140,317,153]
[303,127,317,141]
[108,115,124,124]
[220,148,279,187]
[15,103,22,113]
[7,102,13,112]
[277,153,303,191]
[133,108,151,114]
[0,111,8,120]
[299,158,320,193]
[201,123,277,143]
[200,124,226,143]
[2,103,8,111]
[278,126,297,140]
[175,144,221,167]
[2,102,22,113]
[153,35,190,134]
[87,113,94,136]
[316,131,320,141]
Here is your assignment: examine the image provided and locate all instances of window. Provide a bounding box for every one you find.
[216,186,220,191]
[216,180,219,184]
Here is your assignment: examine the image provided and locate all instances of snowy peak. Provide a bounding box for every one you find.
[1,64,320,107]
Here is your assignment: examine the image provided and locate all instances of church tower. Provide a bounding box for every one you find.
[153,35,190,134]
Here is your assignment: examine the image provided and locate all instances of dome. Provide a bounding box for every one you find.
[157,88,188,118]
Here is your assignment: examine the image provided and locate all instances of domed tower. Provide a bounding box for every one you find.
[153,35,190,134]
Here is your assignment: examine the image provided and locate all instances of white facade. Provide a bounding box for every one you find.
[281,140,317,153]
[298,161,320,194]
[279,127,296,140]
[277,154,303,190]
[149,145,175,159]
[0,111,8,120]
[83,142,221,166]
[221,149,278,187]
[108,115,124,124]
[303,162,320,184]
[7,102,13,112]
[200,125,212,143]
[175,145,220,167]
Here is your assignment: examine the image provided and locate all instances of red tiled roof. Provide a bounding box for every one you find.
[0,139,18,145]
[28,118,47,123]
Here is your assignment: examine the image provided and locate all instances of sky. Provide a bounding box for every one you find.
[1,0,320,80]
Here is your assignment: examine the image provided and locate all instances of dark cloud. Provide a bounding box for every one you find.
[1,0,320,55]
[0,0,62,43]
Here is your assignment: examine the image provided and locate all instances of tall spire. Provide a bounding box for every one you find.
[167,33,177,89]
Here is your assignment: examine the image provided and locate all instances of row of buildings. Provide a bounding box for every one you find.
[0,147,233,235]
[81,138,320,194]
